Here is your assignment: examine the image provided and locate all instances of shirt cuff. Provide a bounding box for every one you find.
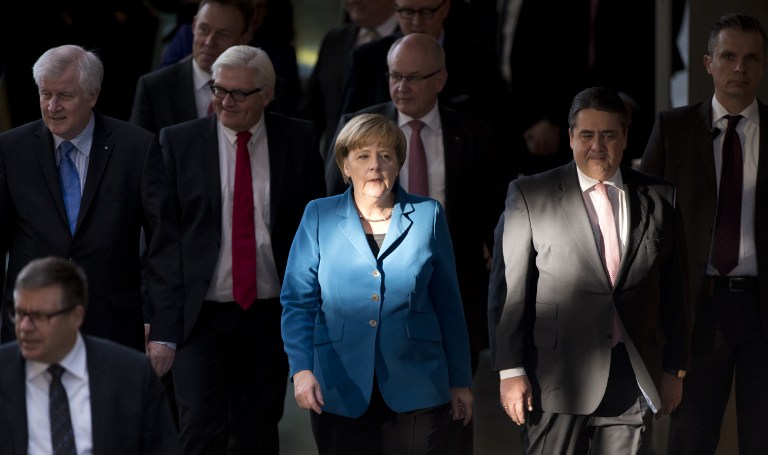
[149,341,177,350]
[499,367,526,379]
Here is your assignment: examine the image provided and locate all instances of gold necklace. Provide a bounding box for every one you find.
[359,212,392,223]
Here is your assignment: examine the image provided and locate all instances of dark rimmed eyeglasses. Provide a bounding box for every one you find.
[209,81,262,102]
[396,0,447,20]
[9,305,78,328]
[385,69,443,84]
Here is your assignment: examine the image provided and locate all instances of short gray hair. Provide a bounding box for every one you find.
[211,45,276,96]
[32,45,103,98]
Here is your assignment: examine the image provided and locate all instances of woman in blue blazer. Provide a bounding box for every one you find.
[281,113,473,454]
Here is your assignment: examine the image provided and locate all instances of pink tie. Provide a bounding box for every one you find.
[594,182,622,345]
[232,131,257,310]
[408,120,428,196]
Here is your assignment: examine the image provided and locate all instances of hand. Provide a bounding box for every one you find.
[146,342,175,377]
[523,120,560,156]
[500,375,534,426]
[293,370,324,414]
[450,387,474,426]
[659,372,683,415]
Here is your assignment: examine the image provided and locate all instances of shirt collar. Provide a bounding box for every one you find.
[397,103,440,131]
[54,115,95,158]
[192,58,212,91]
[576,166,624,193]
[26,332,87,382]
[711,96,758,128]
[220,114,266,147]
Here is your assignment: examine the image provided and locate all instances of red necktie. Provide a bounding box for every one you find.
[408,120,428,196]
[594,182,622,345]
[232,131,257,309]
[207,102,214,115]
[712,115,743,275]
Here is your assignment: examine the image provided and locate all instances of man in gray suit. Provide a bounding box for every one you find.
[130,0,255,134]
[641,13,768,454]
[490,87,687,454]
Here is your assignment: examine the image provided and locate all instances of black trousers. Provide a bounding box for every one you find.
[310,377,453,455]
[668,278,768,454]
[524,343,653,455]
[173,299,288,455]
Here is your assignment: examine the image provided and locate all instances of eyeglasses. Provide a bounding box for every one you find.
[209,82,262,102]
[396,0,447,20]
[9,305,78,328]
[385,70,443,84]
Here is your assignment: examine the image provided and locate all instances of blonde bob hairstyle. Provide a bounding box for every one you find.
[334,113,407,185]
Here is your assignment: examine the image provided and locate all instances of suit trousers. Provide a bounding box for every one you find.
[310,377,453,455]
[524,343,653,455]
[668,279,768,454]
[173,299,288,455]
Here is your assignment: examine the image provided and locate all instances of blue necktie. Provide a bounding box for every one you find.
[58,141,81,234]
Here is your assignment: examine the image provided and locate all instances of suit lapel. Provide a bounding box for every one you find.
[337,190,378,268]
[558,163,611,288]
[33,123,70,231]
[618,172,650,289]
[378,187,414,259]
[200,117,223,226]
[79,115,114,234]
[84,337,108,455]
[695,101,717,191]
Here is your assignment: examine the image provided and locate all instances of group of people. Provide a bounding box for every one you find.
[0,3,764,455]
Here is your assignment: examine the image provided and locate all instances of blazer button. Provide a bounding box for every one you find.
[372,270,380,278]
[371,294,379,301]
[369,320,378,327]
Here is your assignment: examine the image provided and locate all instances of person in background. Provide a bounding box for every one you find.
[0,257,179,455]
[155,0,302,115]
[490,87,687,454]
[281,112,473,455]
[298,0,398,157]
[0,44,183,376]
[640,12,768,454]
[160,44,325,454]
[130,0,255,134]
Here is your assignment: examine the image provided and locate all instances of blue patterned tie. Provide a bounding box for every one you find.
[58,141,81,234]
[48,364,77,455]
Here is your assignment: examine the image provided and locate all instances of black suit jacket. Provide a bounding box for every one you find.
[130,57,198,135]
[298,23,360,154]
[0,114,183,349]
[0,335,180,454]
[326,102,506,356]
[640,99,768,342]
[159,112,326,341]
[338,31,506,126]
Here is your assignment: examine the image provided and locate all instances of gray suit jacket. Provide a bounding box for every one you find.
[640,99,768,343]
[0,335,180,454]
[489,162,687,415]
[130,57,198,135]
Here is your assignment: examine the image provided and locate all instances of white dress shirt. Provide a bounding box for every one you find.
[206,115,281,302]
[708,97,759,276]
[26,333,92,455]
[193,58,214,118]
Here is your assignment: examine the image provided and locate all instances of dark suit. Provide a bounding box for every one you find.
[640,99,768,454]
[0,335,180,455]
[338,32,506,129]
[0,113,183,350]
[327,102,507,372]
[130,57,198,135]
[160,112,325,454]
[489,162,687,453]
[298,22,360,155]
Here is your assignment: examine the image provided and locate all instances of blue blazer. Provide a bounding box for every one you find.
[281,185,473,418]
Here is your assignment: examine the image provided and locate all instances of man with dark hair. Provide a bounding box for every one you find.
[0,257,179,455]
[490,87,687,454]
[641,12,768,454]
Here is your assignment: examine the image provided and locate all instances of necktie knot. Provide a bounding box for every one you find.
[48,364,65,379]
[408,120,424,133]
[60,141,76,158]
[236,131,252,147]
[725,114,743,132]
[594,181,608,197]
